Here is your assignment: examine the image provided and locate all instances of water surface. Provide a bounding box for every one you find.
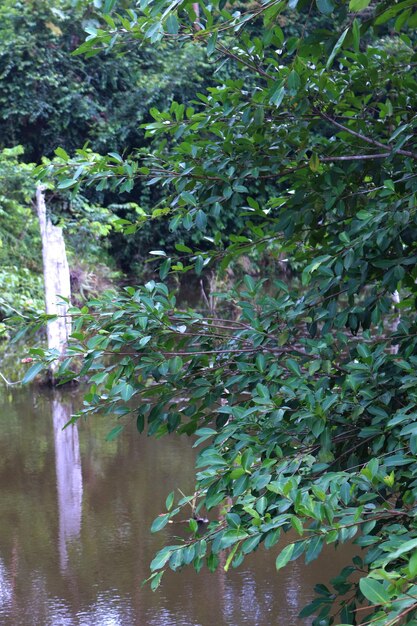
[0,387,354,625]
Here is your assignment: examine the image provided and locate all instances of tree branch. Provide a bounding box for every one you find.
[321,112,417,160]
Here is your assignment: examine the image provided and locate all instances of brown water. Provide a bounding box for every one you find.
[0,387,354,626]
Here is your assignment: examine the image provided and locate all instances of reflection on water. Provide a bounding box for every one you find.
[0,387,355,626]
[53,398,83,572]
[49,592,136,626]
[0,559,12,609]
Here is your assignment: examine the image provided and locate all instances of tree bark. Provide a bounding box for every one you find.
[36,186,71,380]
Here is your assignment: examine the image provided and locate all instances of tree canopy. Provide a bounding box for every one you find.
[27,0,417,623]
[0,0,216,161]
[0,0,231,279]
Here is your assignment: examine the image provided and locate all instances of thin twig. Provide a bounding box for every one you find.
[0,371,21,386]
[321,112,417,160]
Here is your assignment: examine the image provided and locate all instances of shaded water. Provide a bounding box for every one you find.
[0,387,354,626]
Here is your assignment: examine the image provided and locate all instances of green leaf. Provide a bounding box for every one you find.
[226,512,241,528]
[352,18,360,52]
[305,536,323,564]
[150,548,172,571]
[120,383,135,401]
[326,28,348,68]
[409,551,417,576]
[287,70,301,93]
[375,0,417,25]
[175,243,193,253]
[105,424,124,441]
[309,153,320,172]
[276,543,295,570]
[286,358,301,376]
[150,571,164,591]
[380,537,417,565]
[291,516,303,536]
[159,257,172,280]
[57,178,77,189]
[169,356,183,374]
[349,0,371,9]
[180,191,197,206]
[220,529,249,549]
[195,255,204,275]
[242,534,261,554]
[166,13,179,34]
[195,210,207,230]
[224,541,240,572]
[269,83,285,107]
[54,147,69,160]
[316,0,335,15]
[359,578,390,605]
[256,353,266,373]
[108,151,123,163]
[256,383,270,399]
[265,528,281,549]
[189,518,198,533]
[151,513,170,533]
[207,31,218,56]
[165,491,174,511]
[22,362,44,384]
[241,449,255,471]
[103,0,116,12]
[136,413,145,433]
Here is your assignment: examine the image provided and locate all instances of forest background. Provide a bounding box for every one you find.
[3,0,417,625]
[0,0,245,322]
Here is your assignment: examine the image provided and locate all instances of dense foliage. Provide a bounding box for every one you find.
[28,0,417,623]
[0,0,214,160]
[0,146,45,322]
[0,0,236,275]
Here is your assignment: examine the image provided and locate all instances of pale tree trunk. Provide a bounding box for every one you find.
[36,186,71,379]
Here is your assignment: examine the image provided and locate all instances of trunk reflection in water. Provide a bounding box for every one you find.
[0,387,355,625]
[52,396,82,573]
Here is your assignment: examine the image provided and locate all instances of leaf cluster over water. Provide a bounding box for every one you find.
[27,0,417,623]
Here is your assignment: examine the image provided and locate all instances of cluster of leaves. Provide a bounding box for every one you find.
[0,146,45,322]
[0,0,217,161]
[27,0,417,624]
[0,147,39,267]
[0,0,246,277]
